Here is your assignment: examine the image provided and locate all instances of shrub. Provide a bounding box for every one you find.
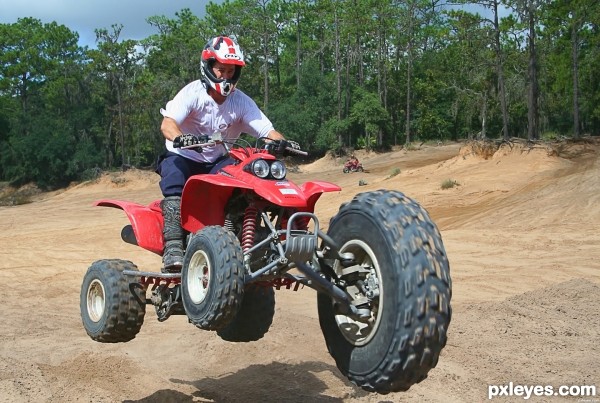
[388,167,401,178]
[441,179,459,190]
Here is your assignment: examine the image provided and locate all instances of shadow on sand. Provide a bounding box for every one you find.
[123,360,371,402]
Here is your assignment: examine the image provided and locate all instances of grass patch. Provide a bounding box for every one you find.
[404,142,418,151]
[387,167,401,179]
[441,179,460,190]
[0,193,33,206]
[81,167,103,182]
[110,174,129,186]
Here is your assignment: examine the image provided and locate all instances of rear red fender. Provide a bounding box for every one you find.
[95,199,164,255]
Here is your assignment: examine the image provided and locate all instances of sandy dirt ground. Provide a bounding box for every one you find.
[0,139,598,402]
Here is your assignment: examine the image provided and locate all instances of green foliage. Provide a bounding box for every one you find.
[356,135,377,150]
[350,88,390,149]
[404,142,418,151]
[1,0,599,189]
[315,118,350,153]
[388,167,401,178]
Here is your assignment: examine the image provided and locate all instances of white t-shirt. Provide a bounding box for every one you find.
[160,80,274,163]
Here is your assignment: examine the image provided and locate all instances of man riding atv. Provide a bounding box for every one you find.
[80,34,452,396]
[157,35,288,272]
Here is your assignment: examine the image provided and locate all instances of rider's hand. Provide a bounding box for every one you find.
[286,140,301,151]
[267,139,296,157]
[172,134,208,150]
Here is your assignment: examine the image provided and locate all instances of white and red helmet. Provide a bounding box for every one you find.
[201,36,245,97]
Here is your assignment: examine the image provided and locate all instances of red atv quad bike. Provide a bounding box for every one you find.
[80,134,451,394]
[343,160,364,173]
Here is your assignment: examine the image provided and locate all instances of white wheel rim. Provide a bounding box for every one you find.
[187,250,211,304]
[87,279,106,322]
[333,239,383,346]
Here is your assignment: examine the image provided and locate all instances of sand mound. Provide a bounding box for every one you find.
[471,278,599,336]
[86,168,157,189]
[60,168,159,199]
[457,140,559,161]
[453,279,599,379]
[299,153,339,173]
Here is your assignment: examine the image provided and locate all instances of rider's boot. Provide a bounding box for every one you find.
[161,196,184,273]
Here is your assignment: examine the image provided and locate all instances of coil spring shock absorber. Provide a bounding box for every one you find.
[241,205,258,253]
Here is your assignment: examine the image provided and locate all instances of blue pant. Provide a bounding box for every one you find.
[157,152,234,197]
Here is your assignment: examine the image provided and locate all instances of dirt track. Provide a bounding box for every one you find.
[1,140,598,402]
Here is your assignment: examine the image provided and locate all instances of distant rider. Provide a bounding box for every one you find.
[347,155,359,169]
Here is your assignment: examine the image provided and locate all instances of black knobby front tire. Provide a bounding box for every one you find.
[80,259,146,343]
[343,167,350,173]
[318,190,451,394]
[181,226,245,331]
[217,284,275,342]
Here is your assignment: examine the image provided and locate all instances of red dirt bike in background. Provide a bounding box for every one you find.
[343,159,364,173]
[80,134,451,394]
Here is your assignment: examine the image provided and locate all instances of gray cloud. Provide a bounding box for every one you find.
[0,0,213,47]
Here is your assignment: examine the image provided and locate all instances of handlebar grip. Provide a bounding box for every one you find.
[180,140,220,150]
[286,147,308,156]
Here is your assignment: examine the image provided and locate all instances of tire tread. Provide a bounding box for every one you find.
[320,190,451,394]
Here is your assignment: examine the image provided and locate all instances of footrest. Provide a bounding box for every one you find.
[285,212,319,262]
[285,235,317,262]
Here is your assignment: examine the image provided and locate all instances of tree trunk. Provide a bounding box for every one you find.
[405,43,412,144]
[115,74,126,170]
[493,0,510,141]
[571,16,581,139]
[527,1,539,141]
[296,7,301,89]
[404,4,415,145]
[480,93,488,140]
[334,10,343,146]
[263,32,269,111]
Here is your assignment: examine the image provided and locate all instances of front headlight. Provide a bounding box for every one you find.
[252,159,270,178]
[270,161,286,179]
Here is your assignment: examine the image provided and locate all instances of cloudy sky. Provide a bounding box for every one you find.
[0,0,214,47]
[1,0,507,49]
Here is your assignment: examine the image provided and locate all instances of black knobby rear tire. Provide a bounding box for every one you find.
[80,259,146,343]
[318,190,451,394]
[217,284,275,342]
[181,226,245,331]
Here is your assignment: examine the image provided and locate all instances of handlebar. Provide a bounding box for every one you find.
[178,132,221,150]
[174,134,308,158]
[179,140,219,150]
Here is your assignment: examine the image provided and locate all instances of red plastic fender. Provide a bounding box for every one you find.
[299,181,342,212]
[95,199,164,255]
[180,176,341,234]
[180,175,253,234]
